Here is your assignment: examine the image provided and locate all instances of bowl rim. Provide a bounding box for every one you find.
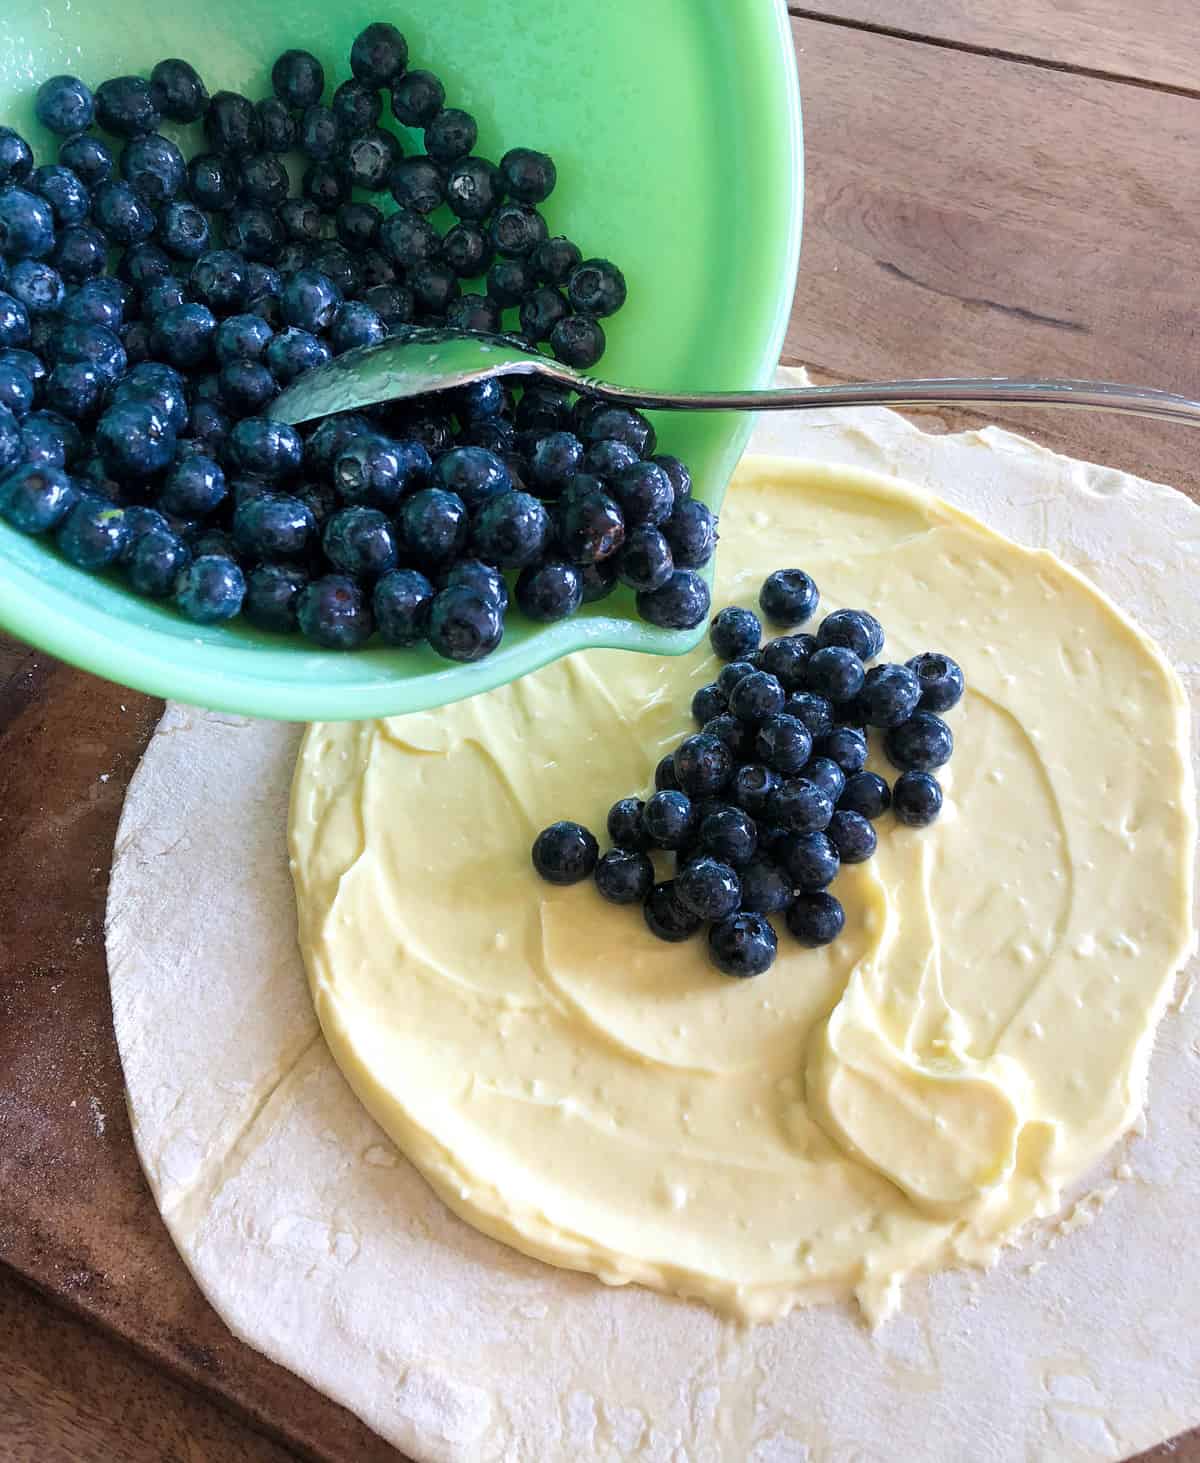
[0,0,804,720]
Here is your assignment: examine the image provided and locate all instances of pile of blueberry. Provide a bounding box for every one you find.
[0,29,713,653]
[532,568,964,978]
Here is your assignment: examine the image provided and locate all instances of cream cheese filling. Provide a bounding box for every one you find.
[289,457,1195,1323]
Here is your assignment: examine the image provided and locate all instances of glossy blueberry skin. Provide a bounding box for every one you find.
[838,770,892,820]
[806,644,866,704]
[759,568,819,627]
[803,757,845,806]
[331,78,382,137]
[729,764,778,819]
[0,294,32,354]
[594,848,654,905]
[906,651,965,712]
[56,496,130,568]
[636,568,710,630]
[296,573,373,649]
[551,316,603,370]
[755,713,812,775]
[607,797,649,851]
[0,189,56,261]
[45,361,103,421]
[35,75,94,136]
[281,269,341,333]
[52,224,107,283]
[228,418,303,481]
[350,21,408,85]
[205,91,262,156]
[531,235,581,286]
[716,659,758,699]
[238,151,290,209]
[7,260,64,317]
[892,770,944,826]
[518,285,568,343]
[59,134,112,189]
[676,856,741,921]
[781,690,833,739]
[61,276,127,331]
[471,489,552,569]
[21,410,83,468]
[304,413,372,475]
[272,49,325,110]
[0,406,20,474]
[860,662,922,728]
[329,301,387,355]
[567,258,627,321]
[643,880,703,943]
[426,584,504,662]
[399,488,469,567]
[727,670,785,724]
[574,555,619,604]
[668,732,730,800]
[120,133,186,203]
[95,76,161,137]
[442,156,503,222]
[0,128,34,188]
[445,558,510,612]
[150,59,209,123]
[219,360,276,415]
[512,561,582,622]
[662,499,717,569]
[141,278,188,320]
[342,128,399,192]
[231,492,315,562]
[699,806,758,868]
[266,327,330,386]
[223,204,279,263]
[709,605,761,662]
[885,710,954,772]
[126,524,190,595]
[320,505,397,581]
[389,69,444,126]
[336,433,427,509]
[369,568,433,646]
[159,454,226,517]
[787,892,845,947]
[95,401,176,478]
[387,154,444,214]
[815,725,869,776]
[710,912,777,978]
[759,633,816,692]
[641,790,695,850]
[827,809,877,864]
[150,303,216,369]
[488,200,547,259]
[523,431,579,494]
[187,154,239,213]
[559,489,625,565]
[499,146,556,204]
[111,362,188,431]
[736,857,790,916]
[779,830,840,891]
[243,563,307,633]
[614,523,673,593]
[215,312,273,366]
[654,754,681,792]
[423,107,477,164]
[691,682,727,726]
[0,463,76,533]
[30,165,90,227]
[0,362,34,418]
[174,554,245,623]
[818,607,884,660]
[770,777,833,834]
[335,201,382,252]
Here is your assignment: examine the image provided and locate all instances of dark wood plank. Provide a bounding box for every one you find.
[784,16,1200,502]
[791,1,1200,94]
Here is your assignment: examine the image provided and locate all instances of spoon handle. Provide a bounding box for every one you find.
[569,374,1200,428]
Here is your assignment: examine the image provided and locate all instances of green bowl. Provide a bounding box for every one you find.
[0,0,802,719]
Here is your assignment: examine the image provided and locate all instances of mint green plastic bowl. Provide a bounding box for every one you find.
[0,0,802,719]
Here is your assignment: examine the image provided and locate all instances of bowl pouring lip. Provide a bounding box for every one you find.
[0,1,804,721]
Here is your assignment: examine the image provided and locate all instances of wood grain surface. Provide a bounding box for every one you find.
[2,6,1199,1461]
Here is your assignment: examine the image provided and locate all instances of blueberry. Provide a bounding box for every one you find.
[147,302,214,370]
[885,710,953,772]
[492,147,554,206]
[421,107,475,164]
[59,134,112,190]
[709,912,776,978]
[577,444,632,489]
[559,489,625,564]
[0,362,34,418]
[485,256,534,306]
[231,492,315,562]
[0,294,31,353]
[141,278,188,321]
[52,224,107,283]
[389,69,444,126]
[172,554,244,623]
[335,201,382,252]
[514,561,583,621]
[662,499,717,569]
[707,606,759,663]
[242,262,282,311]
[818,607,884,660]
[735,857,789,914]
[305,413,373,474]
[266,327,331,385]
[228,417,302,480]
[469,489,551,569]
[336,434,425,509]
[322,300,383,357]
[527,431,581,493]
[0,406,21,474]
[605,460,670,528]
[594,848,654,905]
[120,133,186,203]
[759,568,819,627]
[150,58,208,123]
[61,276,127,331]
[30,165,91,227]
[0,189,56,261]
[247,101,291,157]
[205,91,262,156]
[839,771,891,820]
[642,880,703,942]
[674,856,739,921]
[222,204,279,263]
[728,765,776,819]
[531,235,582,286]
[323,505,398,580]
[0,462,76,533]
[214,312,272,367]
[342,128,399,192]
[8,260,64,317]
[332,78,382,137]
[443,221,493,279]
[111,361,188,430]
[606,797,648,851]
[714,660,755,699]
[426,584,503,661]
[95,76,161,138]
[579,404,655,457]
[697,806,756,867]
[514,385,572,434]
[408,259,460,314]
[297,573,373,648]
[365,568,433,647]
[126,524,190,595]
[755,712,812,775]
[779,830,839,891]
[272,49,325,110]
[35,75,94,136]
[691,682,727,725]
[860,662,921,729]
[781,690,832,739]
[642,789,694,849]
[0,128,34,188]
[281,269,342,333]
[610,523,670,593]
[236,151,289,210]
[20,410,82,468]
[95,398,176,478]
[804,760,845,808]
[654,754,680,792]
[906,652,965,713]
[770,776,833,833]
[440,155,501,221]
[159,454,226,517]
[815,725,869,776]
[55,496,130,568]
[726,670,784,724]
[548,313,605,369]
[519,286,568,343]
[295,104,339,164]
[187,154,240,213]
[565,259,625,320]
[669,732,731,799]
[635,568,709,630]
[349,21,408,86]
[890,770,943,829]
[786,892,845,947]
[488,202,547,260]
[806,644,866,704]
[400,488,469,566]
[242,563,306,633]
[758,633,816,692]
[827,809,877,864]
[45,362,103,422]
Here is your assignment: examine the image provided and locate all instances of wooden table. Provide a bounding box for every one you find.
[2,4,1198,1459]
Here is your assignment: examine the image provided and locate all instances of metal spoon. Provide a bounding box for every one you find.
[269,326,1200,429]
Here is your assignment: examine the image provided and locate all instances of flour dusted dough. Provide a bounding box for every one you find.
[109,380,1200,1461]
